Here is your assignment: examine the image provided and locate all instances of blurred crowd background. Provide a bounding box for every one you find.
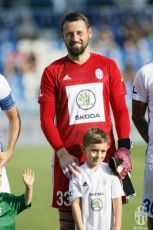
[1,0,153,114]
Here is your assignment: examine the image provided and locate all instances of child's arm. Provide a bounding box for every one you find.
[112,197,122,230]
[23,168,34,205]
[71,198,84,230]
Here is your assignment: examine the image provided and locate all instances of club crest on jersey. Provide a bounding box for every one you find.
[76,90,96,110]
[91,198,103,211]
[95,68,103,80]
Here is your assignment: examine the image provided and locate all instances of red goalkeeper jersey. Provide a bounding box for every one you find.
[38,53,127,162]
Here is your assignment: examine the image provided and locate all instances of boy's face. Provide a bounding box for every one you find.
[84,142,108,168]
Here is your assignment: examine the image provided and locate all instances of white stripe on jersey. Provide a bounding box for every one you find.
[0,74,11,100]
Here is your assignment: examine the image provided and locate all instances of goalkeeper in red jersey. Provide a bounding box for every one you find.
[38,11,132,230]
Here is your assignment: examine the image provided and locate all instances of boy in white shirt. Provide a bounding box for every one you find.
[69,127,124,230]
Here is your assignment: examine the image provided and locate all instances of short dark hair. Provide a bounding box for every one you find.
[83,128,108,147]
[61,12,90,34]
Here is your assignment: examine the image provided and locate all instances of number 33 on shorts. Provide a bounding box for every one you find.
[56,191,71,207]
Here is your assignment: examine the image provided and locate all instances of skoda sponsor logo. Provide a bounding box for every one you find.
[95,68,103,80]
[91,198,103,211]
[75,113,100,121]
[76,89,96,110]
[89,192,104,196]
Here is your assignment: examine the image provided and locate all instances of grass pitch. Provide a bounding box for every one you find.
[7,144,147,230]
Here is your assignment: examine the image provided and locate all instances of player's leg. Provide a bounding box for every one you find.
[143,163,153,228]
[148,217,153,230]
[59,209,75,230]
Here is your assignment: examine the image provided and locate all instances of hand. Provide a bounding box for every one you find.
[77,228,84,230]
[0,150,12,168]
[68,164,82,177]
[114,147,132,180]
[57,148,80,179]
[23,168,34,189]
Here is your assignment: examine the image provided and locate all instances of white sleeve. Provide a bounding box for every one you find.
[69,175,82,203]
[132,68,148,103]
[111,175,124,199]
[0,74,11,99]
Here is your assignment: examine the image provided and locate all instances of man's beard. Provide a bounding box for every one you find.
[67,41,88,56]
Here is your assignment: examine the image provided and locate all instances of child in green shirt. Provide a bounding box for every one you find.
[0,167,34,230]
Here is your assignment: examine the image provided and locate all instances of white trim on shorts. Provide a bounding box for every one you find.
[51,152,55,207]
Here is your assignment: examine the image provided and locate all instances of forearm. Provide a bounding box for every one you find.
[71,199,84,230]
[40,102,79,174]
[132,100,148,143]
[111,95,130,139]
[112,198,122,230]
[40,102,63,151]
[24,186,33,206]
[132,117,148,143]
[6,107,21,159]
[41,117,63,151]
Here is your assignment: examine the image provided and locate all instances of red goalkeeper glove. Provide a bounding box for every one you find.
[114,147,132,180]
[109,151,135,204]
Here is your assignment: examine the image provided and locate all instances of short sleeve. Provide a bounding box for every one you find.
[69,175,82,203]
[111,175,124,199]
[12,194,31,214]
[109,60,126,97]
[0,74,11,99]
[0,74,15,110]
[132,68,148,103]
[38,67,57,103]
[2,193,31,215]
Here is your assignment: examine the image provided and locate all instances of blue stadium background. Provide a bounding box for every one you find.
[0,0,151,145]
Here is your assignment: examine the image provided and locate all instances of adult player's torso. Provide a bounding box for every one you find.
[44,53,126,160]
[133,62,153,163]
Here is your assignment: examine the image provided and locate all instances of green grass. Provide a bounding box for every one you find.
[122,145,147,229]
[6,144,147,230]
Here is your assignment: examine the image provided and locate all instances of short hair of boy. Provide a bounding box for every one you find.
[83,128,108,147]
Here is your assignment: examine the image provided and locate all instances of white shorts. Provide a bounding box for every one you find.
[143,163,153,218]
[0,167,10,193]
[0,141,10,193]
